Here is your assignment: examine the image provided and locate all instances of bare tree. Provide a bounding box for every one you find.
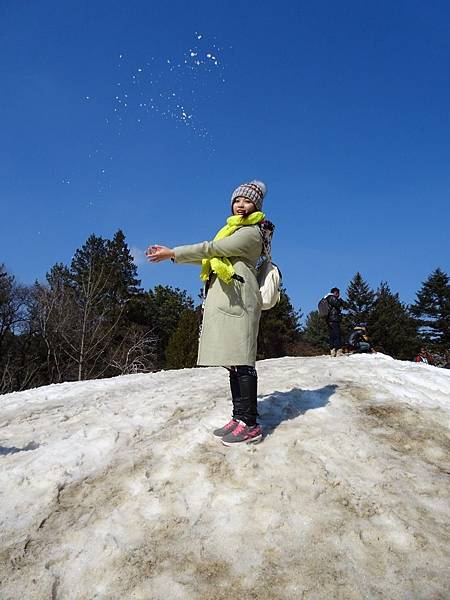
[106,328,157,375]
[2,231,158,392]
[33,261,126,381]
[32,276,76,383]
[32,237,155,382]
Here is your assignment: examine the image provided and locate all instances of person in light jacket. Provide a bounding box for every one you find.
[147,180,272,446]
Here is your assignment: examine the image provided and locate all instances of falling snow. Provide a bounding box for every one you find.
[80,32,226,195]
[107,31,226,140]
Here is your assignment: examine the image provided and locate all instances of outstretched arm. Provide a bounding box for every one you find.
[146,245,175,263]
[173,227,262,263]
[147,227,261,265]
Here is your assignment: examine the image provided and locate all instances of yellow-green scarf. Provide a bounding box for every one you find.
[200,211,265,284]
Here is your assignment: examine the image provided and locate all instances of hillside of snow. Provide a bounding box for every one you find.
[1,354,449,600]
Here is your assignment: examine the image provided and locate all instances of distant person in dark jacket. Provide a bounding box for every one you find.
[348,324,372,353]
[324,287,346,357]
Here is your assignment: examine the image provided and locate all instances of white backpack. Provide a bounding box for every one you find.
[258,258,282,310]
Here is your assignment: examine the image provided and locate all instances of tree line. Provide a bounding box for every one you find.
[1,230,449,393]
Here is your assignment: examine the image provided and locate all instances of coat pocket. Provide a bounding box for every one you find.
[213,279,245,317]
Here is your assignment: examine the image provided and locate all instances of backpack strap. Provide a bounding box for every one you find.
[258,219,275,260]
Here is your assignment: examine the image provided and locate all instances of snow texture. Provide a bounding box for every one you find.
[0,354,449,599]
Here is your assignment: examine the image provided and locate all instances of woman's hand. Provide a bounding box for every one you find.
[146,245,175,263]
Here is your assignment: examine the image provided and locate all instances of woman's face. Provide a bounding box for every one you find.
[232,197,257,217]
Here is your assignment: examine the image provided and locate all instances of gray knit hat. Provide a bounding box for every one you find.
[230,180,267,212]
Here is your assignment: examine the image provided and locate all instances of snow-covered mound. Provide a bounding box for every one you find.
[1,355,449,599]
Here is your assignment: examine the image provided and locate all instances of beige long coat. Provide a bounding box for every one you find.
[174,225,263,367]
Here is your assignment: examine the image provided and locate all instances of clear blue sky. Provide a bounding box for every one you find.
[1,0,448,317]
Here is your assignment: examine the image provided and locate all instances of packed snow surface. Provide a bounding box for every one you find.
[1,354,449,599]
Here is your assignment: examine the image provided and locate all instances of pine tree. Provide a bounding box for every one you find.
[70,234,108,293]
[0,265,28,351]
[46,263,72,290]
[106,230,141,304]
[0,265,16,353]
[411,268,450,351]
[0,265,32,392]
[345,272,375,328]
[303,310,329,351]
[257,287,302,359]
[165,308,200,369]
[368,282,419,359]
[134,285,195,368]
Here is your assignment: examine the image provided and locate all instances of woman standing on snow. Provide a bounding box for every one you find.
[147,180,272,446]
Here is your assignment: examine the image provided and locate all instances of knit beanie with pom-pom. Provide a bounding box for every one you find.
[230,180,267,212]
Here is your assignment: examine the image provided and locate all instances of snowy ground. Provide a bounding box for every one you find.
[0,354,449,600]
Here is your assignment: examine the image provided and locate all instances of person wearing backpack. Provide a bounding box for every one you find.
[320,287,346,357]
[147,180,274,445]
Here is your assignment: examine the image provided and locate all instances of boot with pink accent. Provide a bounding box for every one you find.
[221,420,262,446]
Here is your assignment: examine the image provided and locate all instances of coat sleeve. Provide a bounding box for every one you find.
[327,296,346,310]
[173,226,262,264]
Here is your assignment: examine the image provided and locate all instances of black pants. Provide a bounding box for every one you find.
[328,321,342,350]
[228,366,258,427]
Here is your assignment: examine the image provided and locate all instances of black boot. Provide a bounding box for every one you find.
[233,366,258,427]
[212,368,241,437]
[229,367,241,418]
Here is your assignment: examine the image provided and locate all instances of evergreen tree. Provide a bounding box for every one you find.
[303,310,329,351]
[70,230,140,307]
[0,265,36,392]
[103,230,147,370]
[105,230,141,304]
[165,308,200,369]
[0,265,28,354]
[345,272,375,328]
[2,322,48,392]
[257,287,302,359]
[411,268,450,351]
[70,234,108,292]
[368,282,419,359]
[67,231,144,379]
[134,285,195,368]
[47,263,72,290]
[0,265,16,355]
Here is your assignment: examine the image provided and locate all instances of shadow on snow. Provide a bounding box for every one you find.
[258,384,337,436]
[0,441,40,456]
